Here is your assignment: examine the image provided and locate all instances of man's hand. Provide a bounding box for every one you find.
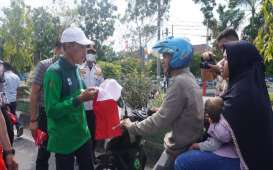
[190,143,200,150]
[147,108,159,116]
[78,87,98,102]
[5,154,18,170]
[120,118,134,129]
[29,121,38,139]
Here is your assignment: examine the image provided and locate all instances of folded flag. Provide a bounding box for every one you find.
[35,129,48,146]
[7,112,17,125]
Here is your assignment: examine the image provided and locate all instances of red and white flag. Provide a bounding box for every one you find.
[93,79,122,140]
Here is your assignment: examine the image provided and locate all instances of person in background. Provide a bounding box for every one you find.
[29,40,62,170]
[3,62,22,137]
[205,28,239,95]
[79,42,104,161]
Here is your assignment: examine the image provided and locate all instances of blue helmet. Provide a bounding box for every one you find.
[152,36,193,70]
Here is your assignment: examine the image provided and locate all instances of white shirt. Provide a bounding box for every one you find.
[4,71,20,103]
[80,62,103,110]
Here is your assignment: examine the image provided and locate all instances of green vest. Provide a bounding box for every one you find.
[44,57,90,154]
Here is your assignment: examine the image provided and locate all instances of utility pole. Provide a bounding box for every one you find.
[171,24,173,36]
[156,0,161,81]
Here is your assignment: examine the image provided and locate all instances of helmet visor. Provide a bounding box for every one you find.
[151,46,175,59]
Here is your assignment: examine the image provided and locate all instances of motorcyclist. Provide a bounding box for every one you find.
[121,36,204,170]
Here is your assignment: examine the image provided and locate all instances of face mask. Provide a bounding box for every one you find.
[86,53,96,62]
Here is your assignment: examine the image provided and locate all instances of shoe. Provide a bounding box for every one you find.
[17,126,24,137]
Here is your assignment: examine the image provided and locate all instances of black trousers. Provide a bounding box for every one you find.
[85,110,96,162]
[36,107,51,170]
[7,101,21,129]
[55,140,94,170]
[85,110,96,148]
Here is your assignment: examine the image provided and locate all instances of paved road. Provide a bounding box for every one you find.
[14,130,56,170]
[14,129,152,170]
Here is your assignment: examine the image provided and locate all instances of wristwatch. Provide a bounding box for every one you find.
[3,149,15,157]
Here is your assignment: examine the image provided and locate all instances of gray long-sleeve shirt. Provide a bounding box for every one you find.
[128,68,204,155]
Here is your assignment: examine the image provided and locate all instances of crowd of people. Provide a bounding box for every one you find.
[0,25,272,170]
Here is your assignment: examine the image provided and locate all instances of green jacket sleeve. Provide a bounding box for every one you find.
[44,69,78,120]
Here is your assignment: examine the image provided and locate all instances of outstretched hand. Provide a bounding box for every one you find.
[120,118,133,129]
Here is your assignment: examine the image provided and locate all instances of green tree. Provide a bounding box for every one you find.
[255,0,273,62]
[97,45,117,61]
[0,0,33,71]
[122,72,152,109]
[120,56,142,76]
[78,0,117,46]
[265,61,273,76]
[122,0,170,74]
[97,61,121,80]
[193,0,244,40]
[123,0,170,46]
[230,0,262,42]
[242,12,264,42]
[31,7,61,63]
[77,0,117,60]
[190,54,201,77]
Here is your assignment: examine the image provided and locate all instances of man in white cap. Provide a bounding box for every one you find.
[44,26,97,170]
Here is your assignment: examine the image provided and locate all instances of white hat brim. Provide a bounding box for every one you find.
[76,38,93,45]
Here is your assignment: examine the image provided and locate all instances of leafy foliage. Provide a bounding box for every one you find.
[190,54,202,77]
[122,0,170,51]
[31,7,61,63]
[0,0,33,71]
[78,0,116,44]
[122,72,152,109]
[193,0,244,40]
[96,61,121,80]
[255,0,273,62]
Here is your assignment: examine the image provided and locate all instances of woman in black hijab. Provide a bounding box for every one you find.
[222,40,273,170]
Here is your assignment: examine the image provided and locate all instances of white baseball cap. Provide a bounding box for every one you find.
[61,26,92,45]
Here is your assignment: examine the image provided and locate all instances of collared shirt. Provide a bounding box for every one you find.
[79,62,104,110]
[44,57,90,154]
[4,71,20,103]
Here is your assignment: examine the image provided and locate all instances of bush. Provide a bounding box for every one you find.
[269,93,273,105]
[122,72,152,109]
[97,61,121,80]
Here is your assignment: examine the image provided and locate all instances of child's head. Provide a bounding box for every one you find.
[205,97,223,123]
